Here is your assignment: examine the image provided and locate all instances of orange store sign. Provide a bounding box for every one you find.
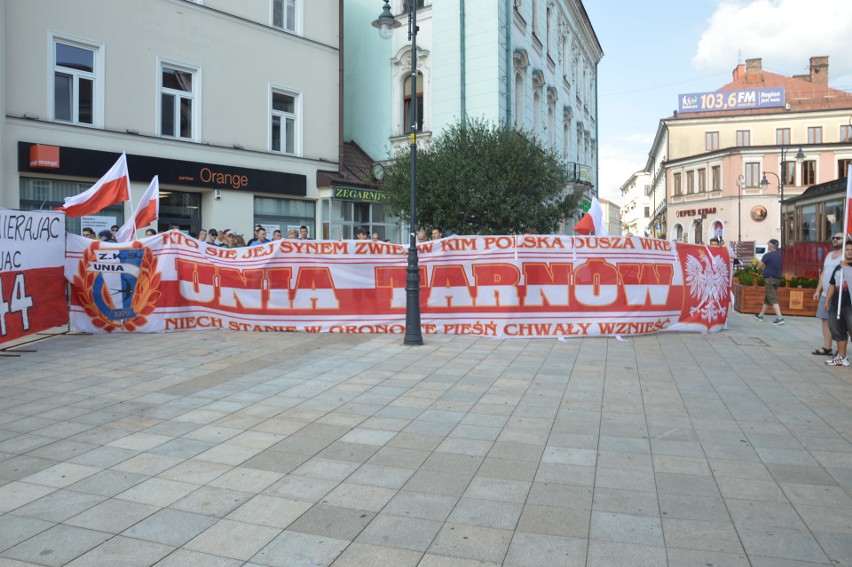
[29,145,60,169]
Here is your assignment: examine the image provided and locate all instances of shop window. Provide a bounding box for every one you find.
[160,62,197,140]
[19,178,123,234]
[736,130,750,147]
[254,196,315,239]
[403,72,424,133]
[271,89,299,155]
[51,35,102,126]
[272,0,298,33]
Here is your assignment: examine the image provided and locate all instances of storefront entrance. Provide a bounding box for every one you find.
[158,191,201,235]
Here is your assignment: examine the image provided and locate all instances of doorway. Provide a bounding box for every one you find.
[157,191,201,236]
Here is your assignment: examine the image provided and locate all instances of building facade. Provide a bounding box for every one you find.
[650,57,852,248]
[344,0,602,234]
[2,0,339,240]
[619,170,650,236]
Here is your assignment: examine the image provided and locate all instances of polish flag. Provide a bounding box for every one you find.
[56,153,130,217]
[573,197,609,236]
[115,176,159,242]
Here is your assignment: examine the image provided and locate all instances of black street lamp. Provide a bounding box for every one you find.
[373,0,423,345]
[761,146,805,251]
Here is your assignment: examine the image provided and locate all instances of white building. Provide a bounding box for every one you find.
[619,170,650,236]
[2,0,339,239]
[344,0,602,234]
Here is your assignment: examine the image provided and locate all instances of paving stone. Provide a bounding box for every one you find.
[589,511,664,547]
[331,542,422,567]
[0,514,54,553]
[250,530,349,567]
[447,497,524,530]
[587,540,667,567]
[428,522,513,564]
[1,524,111,567]
[357,513,443,552]
[123,508,218,547]
[65,535,174,567]
[185,519,282,561]
[12,488,105,523]
[661,518,745,554]
[286,503,375,540]
[169,485,253,517]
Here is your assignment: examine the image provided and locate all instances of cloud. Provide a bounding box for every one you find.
[692,0,852,84]
[596,141,651,204]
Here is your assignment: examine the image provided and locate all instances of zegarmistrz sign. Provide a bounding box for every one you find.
[65,232,731,338]
[0,209,68,344]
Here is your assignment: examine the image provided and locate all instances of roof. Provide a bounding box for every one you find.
[316,141,380,189]
[783,176,848,205]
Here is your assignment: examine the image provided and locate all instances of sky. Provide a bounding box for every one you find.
[582,0,852,205]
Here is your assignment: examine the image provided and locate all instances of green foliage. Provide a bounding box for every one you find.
[380,118,581,234]
[736,272,755,286]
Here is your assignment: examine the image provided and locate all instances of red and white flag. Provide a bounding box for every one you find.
[56,153,131,217]
[574,197,609,236]
[115,176,159,242]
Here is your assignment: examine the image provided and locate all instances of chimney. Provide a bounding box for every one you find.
[809,56,829,86]
[745,58,762,83]
[732,63,745,81]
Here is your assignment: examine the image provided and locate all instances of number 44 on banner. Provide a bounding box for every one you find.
[0,274,34,337]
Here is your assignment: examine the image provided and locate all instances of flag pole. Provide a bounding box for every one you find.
[838,165,852,318]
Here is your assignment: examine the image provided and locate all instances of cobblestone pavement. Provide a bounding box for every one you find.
[0,311,851,566]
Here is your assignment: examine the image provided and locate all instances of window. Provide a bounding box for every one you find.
[532,0,539,36]
[514,72,524,130]
[838,158,852,178]
[783,160,796,185]
[800,204,816,242]
[20,178,123,234]
[644,206,649,217]
[776,128,791,145]
[705,131,719,151]
[401,0,426,12]
[802,160,816,185]
[403,72,423,133]
[697,169,706,193]
[255,196,315,239]
[711,165,721,191]
[160,63,197,140]
[842,125,852,143]
[533,90,541,133]
[52,36,102,126]
[745,162,760,187]
[271,89,298,154]
[673,173,682,196]
[736,130,750,147]
[808,126,822,144]
[686,171,694,194]
[273,0,297,32]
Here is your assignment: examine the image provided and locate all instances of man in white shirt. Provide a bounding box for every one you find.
[813,232,845,356]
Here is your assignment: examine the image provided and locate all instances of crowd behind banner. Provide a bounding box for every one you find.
[64,231,732,338]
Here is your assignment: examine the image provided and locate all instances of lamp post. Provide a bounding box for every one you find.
[736,175,744,244]
[761,146,805,252]
[373,0,423,345]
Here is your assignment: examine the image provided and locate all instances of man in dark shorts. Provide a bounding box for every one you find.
[754,239,784,325]
[824,237,852,367]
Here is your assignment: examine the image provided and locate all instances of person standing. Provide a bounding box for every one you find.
[754,239,785,325]
[823,237,852,366]
[299,225,311,240]
[813,233,844,356]
[249,227,269,246]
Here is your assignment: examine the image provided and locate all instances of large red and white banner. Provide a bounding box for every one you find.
[0,209,67,344]
[65,232,731,338]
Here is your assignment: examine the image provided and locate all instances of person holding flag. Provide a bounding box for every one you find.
[823,236,852,367]
[56,153,131,217]
[114,176,160,242]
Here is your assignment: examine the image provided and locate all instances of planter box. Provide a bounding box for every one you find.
[732,282,818,316]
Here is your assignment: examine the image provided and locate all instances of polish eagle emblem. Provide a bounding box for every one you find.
[684,251,729,323]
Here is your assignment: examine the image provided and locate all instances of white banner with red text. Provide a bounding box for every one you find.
[0,209,67,344]
[64,231,731,338]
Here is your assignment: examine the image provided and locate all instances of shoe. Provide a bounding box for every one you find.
[773,318,785,325]
[826,355,850,367]
[754,314,764,321]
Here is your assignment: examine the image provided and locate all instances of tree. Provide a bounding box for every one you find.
[380,118,581,235]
